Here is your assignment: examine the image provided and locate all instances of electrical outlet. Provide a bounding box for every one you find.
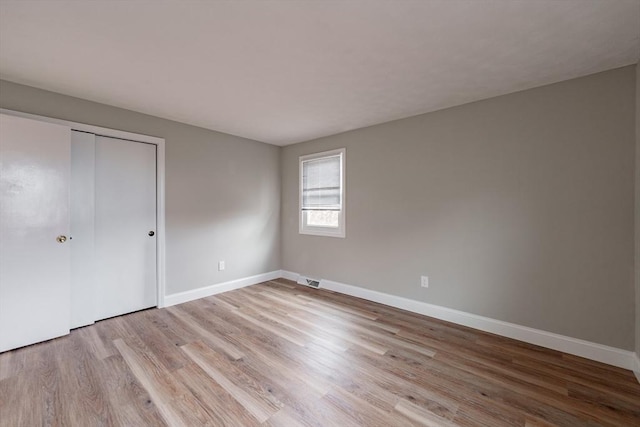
[421,276,429,288]
[218,260,225,271]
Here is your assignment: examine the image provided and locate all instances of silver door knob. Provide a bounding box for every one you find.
[56,235,67,243]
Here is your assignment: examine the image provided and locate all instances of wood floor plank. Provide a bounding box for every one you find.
[113,338,215,426]
[312,343,459,420]
[298,295,380,321]
[220,326,336,398]
[207,293,242,311]
[0,341,61,427]
[431,353,631,426]
[1,279,639,426]
[91,316,127,357]
[181,331,329,422]
[258,287,436,357]
[77,323,115,360]
[0,349,17,381]
[293,292,402,334]
[174,363,262,427]
[182,341,283,423]
[98,353,168,427]
[286,311,389,354]
[432,349,569,396]
[231,307,309,348]
[324,385,416,427]
[395,397,459,427]
[267,278,298,289]
[168,305,246,360]
[276,393,367,427]
[513,355,640,397]
[125,310,191,371]
[52,332,118,426]
[264,407,309,427]
[233,290,350,352]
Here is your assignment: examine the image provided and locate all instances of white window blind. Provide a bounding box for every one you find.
[302,154,341,211]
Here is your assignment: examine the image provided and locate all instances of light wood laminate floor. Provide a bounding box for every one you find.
[1,279,639,426]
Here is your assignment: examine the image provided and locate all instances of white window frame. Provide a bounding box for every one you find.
[299,148,346,238]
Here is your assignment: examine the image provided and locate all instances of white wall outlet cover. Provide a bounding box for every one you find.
[218,261,225,271]
[421,276,429,288]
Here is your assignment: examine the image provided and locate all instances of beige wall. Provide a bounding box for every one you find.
[0,80,281,296]
[282,66,636,350]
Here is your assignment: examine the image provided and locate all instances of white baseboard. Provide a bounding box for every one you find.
[280,271,636,371]
[163,270,282,307]
[633,354,640,383]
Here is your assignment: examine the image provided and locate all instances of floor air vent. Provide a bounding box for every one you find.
[297,276,320,289]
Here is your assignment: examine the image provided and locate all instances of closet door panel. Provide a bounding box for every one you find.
[0,114,71,352]
[94,136,157,320]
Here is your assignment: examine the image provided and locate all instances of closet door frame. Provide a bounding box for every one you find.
[1,108,168,308]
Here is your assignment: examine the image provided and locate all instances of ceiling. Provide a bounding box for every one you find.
[0,1,638,146]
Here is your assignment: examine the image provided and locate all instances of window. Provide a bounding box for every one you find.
[299,148,345,237]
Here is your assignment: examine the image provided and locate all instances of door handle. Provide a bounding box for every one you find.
[148,231,155,237]
[56,235,67,243]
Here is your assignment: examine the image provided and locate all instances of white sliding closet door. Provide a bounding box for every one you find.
[94,136,157,320]
[0,114,71,352]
